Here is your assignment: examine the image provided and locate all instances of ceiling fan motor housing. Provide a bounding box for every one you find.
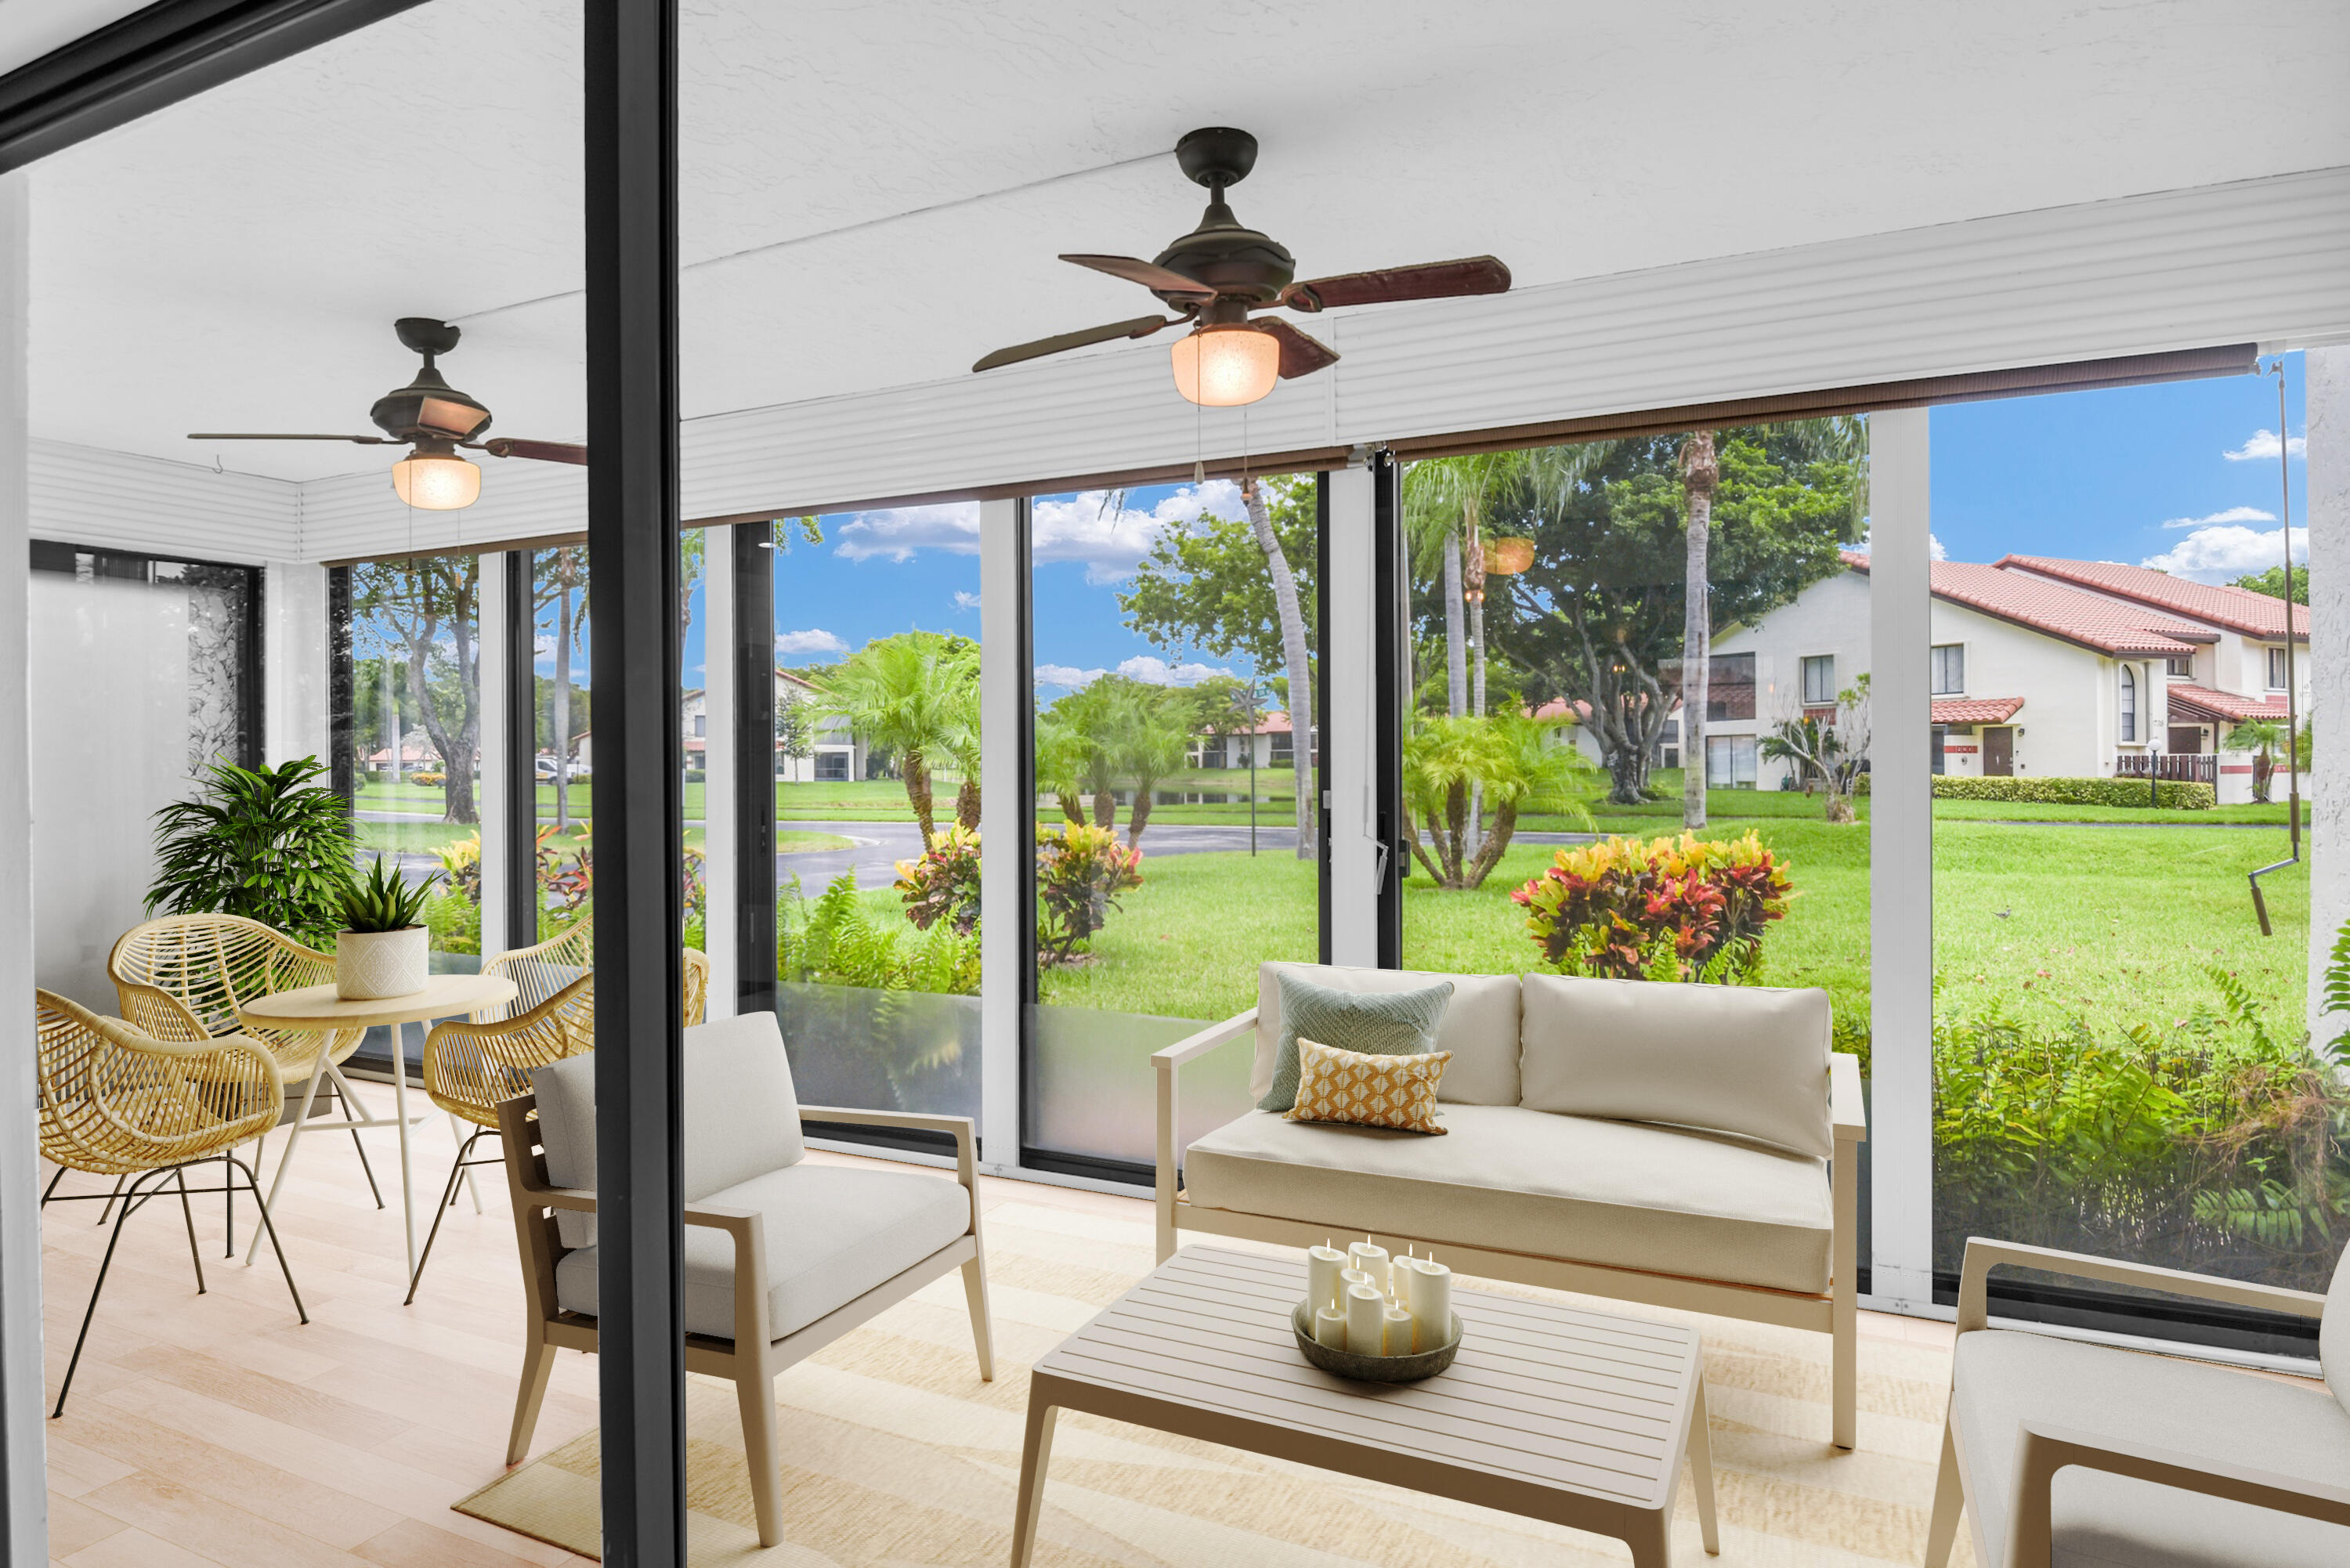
[371,318,493,440]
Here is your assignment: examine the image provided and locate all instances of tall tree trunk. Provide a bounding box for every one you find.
[553,558,575,830]
[1679,432,1719,830]
[1441,533,1466,717]
[1465,497,1488,858]
[1057,792,1084,824]
[1126,780,1156,845]
[1243,480,1318,862]
[903,747,937,849]
[955,775,980,832]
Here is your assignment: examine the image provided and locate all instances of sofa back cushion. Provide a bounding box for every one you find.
[530,1010,806,1250]
[2324,1237,2350,1422]
[1255,963,1522,1105]
[1519,974,1832,1158]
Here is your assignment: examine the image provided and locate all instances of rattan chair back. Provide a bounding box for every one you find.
[36,989,284,1176]
[423,972,596,1130]
[682,945,710,1027]
[110,913,362,1075]
[478,918,593,1021]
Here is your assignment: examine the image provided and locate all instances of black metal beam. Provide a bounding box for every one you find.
[585,0,685,1561]
[1371,452,1404,968]
[732,524,776,1014]
[1315,471,1332,964]
[504,550,540,950]
[0,0,427,173]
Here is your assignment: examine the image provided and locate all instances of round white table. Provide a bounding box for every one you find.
[239,974,519,1287]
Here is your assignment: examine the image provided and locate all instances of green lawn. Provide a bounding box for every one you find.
[1035,850,1320,1021]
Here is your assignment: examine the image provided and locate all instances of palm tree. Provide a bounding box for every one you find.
[1112,685,1192,846]
[1402,714,1591,890]
[2225,717,2288,802]
[1678,432,1719,830]
[809,631,978,850]
[1240,479,1318,861]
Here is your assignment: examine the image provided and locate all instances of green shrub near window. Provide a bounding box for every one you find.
[1931,775,2214,809]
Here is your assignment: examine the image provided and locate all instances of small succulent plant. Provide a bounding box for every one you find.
[339,855,439,934]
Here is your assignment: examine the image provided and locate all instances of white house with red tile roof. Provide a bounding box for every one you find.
[1703,552,2304,802]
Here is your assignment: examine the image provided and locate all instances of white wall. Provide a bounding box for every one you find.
[262,560,329,766]
[1712,569,1873,789]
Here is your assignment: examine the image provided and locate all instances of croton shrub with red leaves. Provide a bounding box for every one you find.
[1512,830,1795,984]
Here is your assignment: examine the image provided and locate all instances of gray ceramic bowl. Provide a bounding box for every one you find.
[1292,1302,1462,1382]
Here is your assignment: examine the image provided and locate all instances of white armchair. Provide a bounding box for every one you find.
[497,1010,992,1549]
[1925,1237,2350,1568]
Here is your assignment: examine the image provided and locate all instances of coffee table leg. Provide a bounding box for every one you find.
[1689,1374,1720,1555]
[244,1055,327,1266]
[1009,1400,1058,1568]
[1626,1513,1672,1568]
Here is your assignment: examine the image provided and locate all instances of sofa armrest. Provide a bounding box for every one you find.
[683,1201,772,1349]
[2001,1419,2350,1566]
[1956,1237,2327,1335]
[1154,1006,1258,1266]
[1830,1051,1866,1143]
[797,1105,979,1201]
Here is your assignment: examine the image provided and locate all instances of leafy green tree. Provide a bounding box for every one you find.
[1760,674,1872,822]
[352,555,480,823]
[534,545,588,828]
[809,631,978,848]
[1491,425,1864,804]
[2229,564,2308,602]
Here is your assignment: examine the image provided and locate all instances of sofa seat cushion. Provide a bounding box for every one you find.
[555,1162,971,1342]
[1180,1104,1831,1293]
[1953,1327,2350,1568]
[1255,963,1522,1105]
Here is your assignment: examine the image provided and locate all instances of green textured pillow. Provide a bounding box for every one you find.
[1258,972,1455,1112]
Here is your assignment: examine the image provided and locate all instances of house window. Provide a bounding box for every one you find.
[692,713,706,737]
[1931,725,1947,776]
[1269,730,1293,764]
[1705,734,1757,789]
[2269,646,2289,689]
[2165,654,2193,677]
[1929,642,1965,695]
[2119,664,2137,742]
[1801,654,1835,706]
[1705,653,1755,721]
[814,750,850,782]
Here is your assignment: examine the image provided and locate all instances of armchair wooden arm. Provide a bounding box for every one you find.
[1152,1007,1259,1265]
[800,1105,981,1205]
[1830,1051,1866,1143]
[1955,1237,2328,1335]
[2003,1420,2350,1566]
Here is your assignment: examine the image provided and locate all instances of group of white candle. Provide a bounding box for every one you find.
[1305,1237,1453,1357]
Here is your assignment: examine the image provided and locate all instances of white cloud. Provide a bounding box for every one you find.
[952,590,980,612]
[776,627,848,655]
[2223,428,2306,461]
[1117,655,1233,685]
[2160,505,2274,529]
[1848,529,1946,561]
[1030,480,1246,585]
[831,502,981,562]
[1033,663,1104,691]
[2139,525,2308,583]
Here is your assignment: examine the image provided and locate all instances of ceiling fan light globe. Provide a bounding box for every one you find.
[1170,324,1278,407]
[391,451,481,510]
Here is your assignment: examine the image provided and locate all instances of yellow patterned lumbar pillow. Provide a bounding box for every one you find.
[1283,1036,1451,1134]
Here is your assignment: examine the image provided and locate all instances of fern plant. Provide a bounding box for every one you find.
[147,755,358,948]
[338,855,439,934]
[2320,919,2350,1071]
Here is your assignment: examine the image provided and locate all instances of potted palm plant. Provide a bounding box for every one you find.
[147,756,358,947]
[336,856,440,1000]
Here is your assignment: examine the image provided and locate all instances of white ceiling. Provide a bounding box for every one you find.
[21,0,2350,482]
[0,1,155,78]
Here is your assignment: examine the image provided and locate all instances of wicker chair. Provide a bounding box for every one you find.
[404,973,595,1303]
[36,989,307,1416]
[110,914,383,1219]
[682,945,710,1028]
[475,919,707,1025]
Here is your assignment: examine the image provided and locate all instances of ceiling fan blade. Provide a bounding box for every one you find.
[972,315,1181,374]
[1281,255,1512,313]
[475,437,589,465]
[186,432,397,444]
[1059,254,1217,298]
[1256,318,1340,379]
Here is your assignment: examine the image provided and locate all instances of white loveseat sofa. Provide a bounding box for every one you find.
[1155,962,1867,1447]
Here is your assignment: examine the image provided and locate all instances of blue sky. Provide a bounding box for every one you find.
[551,353,2310,695]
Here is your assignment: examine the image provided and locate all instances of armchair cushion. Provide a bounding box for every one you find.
[553,1162,971,1341]
[2325,1244,2350,1422]
[533,1010,808,1249]
[1953,1326,2350,1568]
[1255,963,1520,1105]
[1519,974,1834,1158]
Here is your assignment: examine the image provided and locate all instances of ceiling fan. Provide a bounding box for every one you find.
[190,317,587,510]
[973,127,1510,407]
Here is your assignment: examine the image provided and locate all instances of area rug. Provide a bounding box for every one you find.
[454,1197,1978,1566]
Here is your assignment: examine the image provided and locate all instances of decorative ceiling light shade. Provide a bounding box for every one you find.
[390,449,481,510]
[1170,323,1279,406]
[1484,537,1535,575]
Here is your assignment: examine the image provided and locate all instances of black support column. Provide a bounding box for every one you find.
[732,525,776,1014]
[1371,451,1405,969]
[585,0,686,1561]
[504,548,539,951]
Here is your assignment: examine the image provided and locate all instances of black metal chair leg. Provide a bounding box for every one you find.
[403,1128,486,1306]
[173,1166,208,1295]
[54,1167,168,1418]
[40,1165,66,1206]
[93,1172,127,1225]
[325,1075,385,1209]
[225,1152,307,1325]
[223,1151,236,1256]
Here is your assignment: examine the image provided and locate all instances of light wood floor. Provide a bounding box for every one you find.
[38,1078,1961,1568]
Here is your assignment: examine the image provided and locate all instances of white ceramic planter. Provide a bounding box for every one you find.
[337,927,430,1000]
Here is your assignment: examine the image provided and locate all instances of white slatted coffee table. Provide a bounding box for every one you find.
[1012,1245,1719,1567]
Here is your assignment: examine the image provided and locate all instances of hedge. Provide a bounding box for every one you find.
[1930,775,2214,809]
